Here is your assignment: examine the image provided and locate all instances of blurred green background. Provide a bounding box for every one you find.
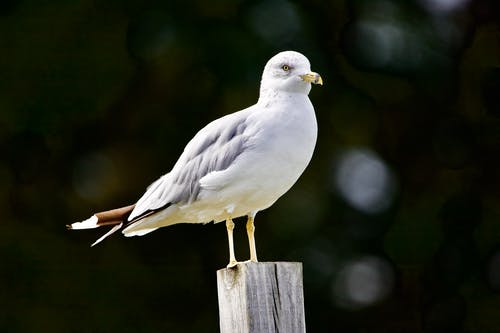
[1,0,499,332]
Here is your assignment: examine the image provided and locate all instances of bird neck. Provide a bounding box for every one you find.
[257,88,309,108]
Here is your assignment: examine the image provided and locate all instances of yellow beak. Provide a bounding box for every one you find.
[300,72,323,85]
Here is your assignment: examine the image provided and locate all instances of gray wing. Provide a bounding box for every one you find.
[128,108,253,221]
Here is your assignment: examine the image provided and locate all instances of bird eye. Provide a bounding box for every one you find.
[281,64,290,71]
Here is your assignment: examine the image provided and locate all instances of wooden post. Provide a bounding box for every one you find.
[217,262,306,333]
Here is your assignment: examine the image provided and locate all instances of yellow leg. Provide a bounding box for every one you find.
[226,218,238,268]
[246,215,258,262]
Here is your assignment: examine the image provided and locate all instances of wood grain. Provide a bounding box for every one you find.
[217,262,306,333]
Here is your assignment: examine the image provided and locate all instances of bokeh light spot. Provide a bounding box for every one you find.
[356,20,405,68]
[332,256,395,310]
[418,0,470,13]
[333,148,397,214]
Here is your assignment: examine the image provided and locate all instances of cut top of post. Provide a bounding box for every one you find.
[217,262,306,333]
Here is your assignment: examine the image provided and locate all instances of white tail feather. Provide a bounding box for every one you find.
[91,223,123,247]
[69,215,99,230]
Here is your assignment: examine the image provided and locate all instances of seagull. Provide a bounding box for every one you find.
[68,51,322,267]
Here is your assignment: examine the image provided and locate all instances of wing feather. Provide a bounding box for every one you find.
[128,107,253,222]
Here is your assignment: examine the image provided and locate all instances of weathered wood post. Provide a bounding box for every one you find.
[217,262,306,333]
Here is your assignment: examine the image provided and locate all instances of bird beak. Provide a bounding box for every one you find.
[300,72,323,85]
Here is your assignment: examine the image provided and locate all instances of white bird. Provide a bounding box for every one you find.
[68,51,322,267]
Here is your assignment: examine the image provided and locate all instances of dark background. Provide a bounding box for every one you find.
[1,0,499,332]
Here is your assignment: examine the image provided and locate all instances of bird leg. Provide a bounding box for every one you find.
[226,218,238,268]
[246,215,258,262]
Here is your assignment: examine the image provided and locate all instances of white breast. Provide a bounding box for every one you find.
[186,93,317,222]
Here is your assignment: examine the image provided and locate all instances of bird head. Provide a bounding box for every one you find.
[260,51,323,96]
